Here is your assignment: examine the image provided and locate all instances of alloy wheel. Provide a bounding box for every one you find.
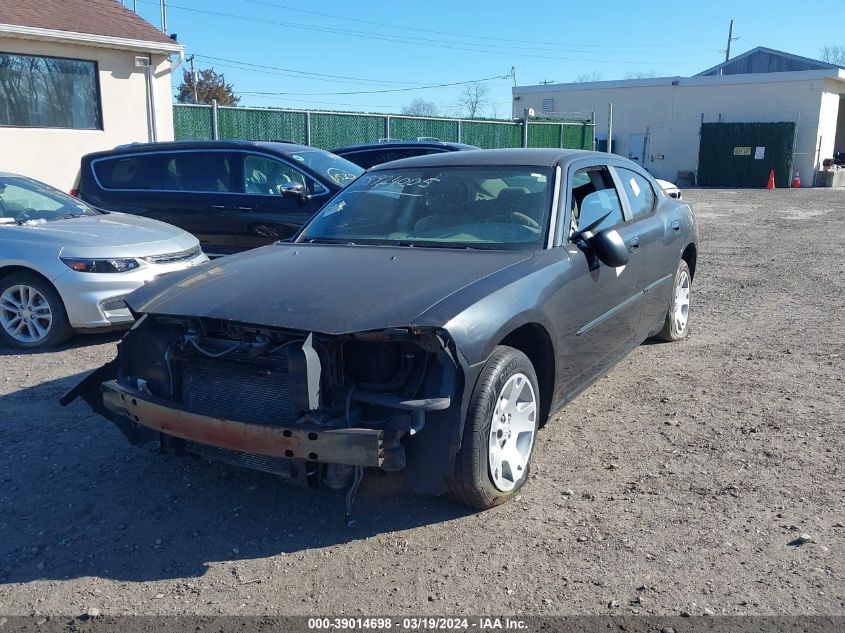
[674,270,691,334]
[0,284,53,343]
[488,372,537,492]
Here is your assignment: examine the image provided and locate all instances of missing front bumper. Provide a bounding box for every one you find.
[101,380,384,467]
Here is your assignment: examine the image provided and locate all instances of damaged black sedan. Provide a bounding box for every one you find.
[63,149,699,511]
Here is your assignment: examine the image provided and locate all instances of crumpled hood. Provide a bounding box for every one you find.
[126,243,533,335]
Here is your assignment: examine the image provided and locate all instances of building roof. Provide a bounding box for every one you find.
[696,46,840,77]
[0,0,180,51]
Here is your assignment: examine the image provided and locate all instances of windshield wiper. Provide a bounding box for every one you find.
[305,237,357,245]
[397,241,475,250]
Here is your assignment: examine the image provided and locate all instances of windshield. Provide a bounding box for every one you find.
[298,165,553,249]
[283,149,363,188]
[0,177,99,224]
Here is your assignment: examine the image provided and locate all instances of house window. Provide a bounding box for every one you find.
[0,52,102,129]
[542,98,554,113]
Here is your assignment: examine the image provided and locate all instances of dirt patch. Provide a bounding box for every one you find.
[1,188,843,616]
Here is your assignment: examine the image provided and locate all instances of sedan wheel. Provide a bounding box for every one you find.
[0,273,72,349]
[448,346,540,509]
[654,259,692,342]
[488,373,537,492]
[0,284,53,343]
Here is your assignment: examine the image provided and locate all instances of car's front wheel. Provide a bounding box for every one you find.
[448,346,540,510]
[0,272,73,349]
[654,259,692,342]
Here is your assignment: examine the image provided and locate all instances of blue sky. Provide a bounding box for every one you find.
[131,0,844,116]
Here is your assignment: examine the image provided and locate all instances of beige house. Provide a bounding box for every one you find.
[0,0,183,190]
[514,48,845,186]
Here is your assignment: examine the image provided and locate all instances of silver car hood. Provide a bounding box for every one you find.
[0,212,198,258]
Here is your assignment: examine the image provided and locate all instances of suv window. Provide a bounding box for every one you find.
[616,167,655,217]
[93,151,233,192]
[244,155,311,195]
[93,154,164,190]
[343,148,442,169]
[569,166,624,236]
[164,152,232,192]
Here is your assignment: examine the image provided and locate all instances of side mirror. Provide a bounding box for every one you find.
[584,227,629,267]
[279,182,308,205]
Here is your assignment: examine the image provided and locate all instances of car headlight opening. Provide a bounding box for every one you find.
[60,257,140,273]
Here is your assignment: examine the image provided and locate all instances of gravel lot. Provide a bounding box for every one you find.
[1,188,843,617]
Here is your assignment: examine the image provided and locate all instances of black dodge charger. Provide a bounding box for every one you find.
[64,149,699,511]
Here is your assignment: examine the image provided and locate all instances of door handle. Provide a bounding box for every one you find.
[211,205,227,210]
[671,220,681,234]
[235,206,254,211]
[627,237,640,253]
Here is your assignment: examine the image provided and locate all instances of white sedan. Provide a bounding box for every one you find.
[0,173,208,348]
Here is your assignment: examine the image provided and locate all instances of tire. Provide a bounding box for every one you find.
[0,272,73,349]
[447,346,540,510]
[654,259,692,342]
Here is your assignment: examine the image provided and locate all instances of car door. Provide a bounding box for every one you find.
[613,165,678,338]
[235,153,330,249]
[557,163,644,395]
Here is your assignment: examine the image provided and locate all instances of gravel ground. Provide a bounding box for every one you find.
[1,188,843,617]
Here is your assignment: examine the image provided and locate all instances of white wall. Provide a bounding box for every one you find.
[0,37,176,191]
[515,72,845,185]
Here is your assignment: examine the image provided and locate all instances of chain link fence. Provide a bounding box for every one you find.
[173,104,594,151]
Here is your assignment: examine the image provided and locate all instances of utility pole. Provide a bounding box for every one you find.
[188,55,198,104]
[724,19,737,62]
[160,0,168,33]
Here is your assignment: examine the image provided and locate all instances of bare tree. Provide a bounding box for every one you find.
[573,70,602,83]
[819,45,845,66]
[401,98,439,117]
[457,82,490,119]
[176,67,240,106]
[623,70,657,79]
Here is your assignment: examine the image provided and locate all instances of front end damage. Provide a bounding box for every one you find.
[62,314,465,496]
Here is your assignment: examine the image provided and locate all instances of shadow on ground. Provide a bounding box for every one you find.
[0,371,471,585]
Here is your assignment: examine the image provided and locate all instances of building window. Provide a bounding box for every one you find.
[0,52,102,129]
[542,98,554,113]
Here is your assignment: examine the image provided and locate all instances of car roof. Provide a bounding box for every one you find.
[332,141,479,153]
[86,139,318,159]
[368,148,612,170]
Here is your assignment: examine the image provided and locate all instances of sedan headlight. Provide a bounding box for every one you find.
[60,257,140,273]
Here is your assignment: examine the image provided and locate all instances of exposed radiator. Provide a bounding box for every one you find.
[184,440,298,479]
[175,349,295,426]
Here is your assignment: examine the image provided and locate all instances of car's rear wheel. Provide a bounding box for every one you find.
[0,272,72,349]
[448,346,539,510]
[654,259,691,342]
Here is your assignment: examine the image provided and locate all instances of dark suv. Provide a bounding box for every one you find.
[331,140,479,169]
[76,141,363,256]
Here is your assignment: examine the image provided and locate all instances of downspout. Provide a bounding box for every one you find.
[145,54,158,142]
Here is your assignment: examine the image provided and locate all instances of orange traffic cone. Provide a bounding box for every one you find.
[766,169,776,189]
[791,170,801,188]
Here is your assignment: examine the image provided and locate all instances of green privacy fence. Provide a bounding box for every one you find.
[173,104,594,151]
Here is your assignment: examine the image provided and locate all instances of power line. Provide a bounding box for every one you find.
[193,55,420,86]
[138,0,705,65]
[240,0,723,52]
[239,73,512,96]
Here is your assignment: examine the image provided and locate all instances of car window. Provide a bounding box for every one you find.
[569,166,624,236]
[93,154,165,190]
[164,152,232,192]
[0,177,98,222]
[244,155,311,195]
[616,167,655,217]
[299,166,552,250]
